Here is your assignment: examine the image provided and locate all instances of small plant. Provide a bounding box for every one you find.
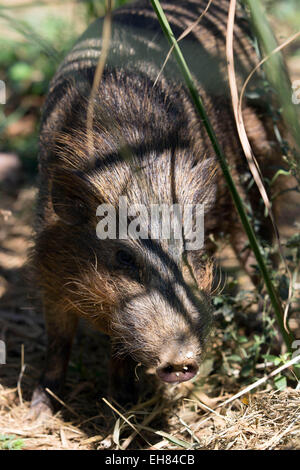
[0,434,24,450]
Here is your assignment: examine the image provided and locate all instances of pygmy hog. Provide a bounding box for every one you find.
[31,0,282,416]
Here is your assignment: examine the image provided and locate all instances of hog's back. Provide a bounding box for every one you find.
[37,0,272,240]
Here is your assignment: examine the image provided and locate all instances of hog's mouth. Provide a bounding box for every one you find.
[110,285,211,385]
[156,361,199,383]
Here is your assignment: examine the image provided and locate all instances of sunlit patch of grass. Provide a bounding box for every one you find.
[0,434,25,450]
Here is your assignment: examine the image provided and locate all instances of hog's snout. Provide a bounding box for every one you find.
[156,359,199,383]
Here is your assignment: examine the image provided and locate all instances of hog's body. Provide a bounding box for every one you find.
[31,0,282,414]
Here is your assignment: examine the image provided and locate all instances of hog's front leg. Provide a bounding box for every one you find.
[30,300,78,419]
[108,348,140,407]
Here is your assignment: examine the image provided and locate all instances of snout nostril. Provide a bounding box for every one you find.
[157,360,199,384]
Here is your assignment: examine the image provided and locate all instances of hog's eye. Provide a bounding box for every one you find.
[116,249,136,268]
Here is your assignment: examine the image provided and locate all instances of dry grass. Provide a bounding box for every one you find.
[1,377,299,450]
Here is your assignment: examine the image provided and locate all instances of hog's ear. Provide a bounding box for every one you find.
[51,169,97,225]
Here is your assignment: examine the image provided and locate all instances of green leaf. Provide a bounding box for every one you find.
[0,434,24,450]
[197,358,214,376]
[263,354,282,365]
[9,62,32,82]
[274,375,287,391]
[227,354,242,362]
[237,336,248,344]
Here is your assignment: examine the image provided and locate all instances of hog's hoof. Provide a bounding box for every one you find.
[27,385,54,421]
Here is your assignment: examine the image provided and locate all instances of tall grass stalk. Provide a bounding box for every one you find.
[150,0,296,354]
[242,0,300,182]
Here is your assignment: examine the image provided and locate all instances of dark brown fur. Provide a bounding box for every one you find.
[31,0,284,415]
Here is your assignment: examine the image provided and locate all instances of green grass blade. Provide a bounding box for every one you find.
[0,12,58,60]
[150,0,295,354]
[243,0,300,180]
